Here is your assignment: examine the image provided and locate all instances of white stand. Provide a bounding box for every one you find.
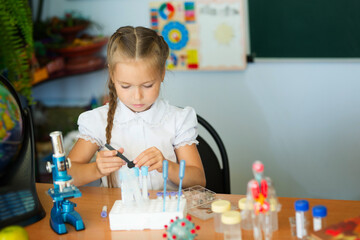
[109,198,187,230]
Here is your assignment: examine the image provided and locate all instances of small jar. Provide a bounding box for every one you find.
[238,198,252,230]
[312,205,327,231]
[211,200,231,233]
[221,211,242,240]
[295,200,310,239]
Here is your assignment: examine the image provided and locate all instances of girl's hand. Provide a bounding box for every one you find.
[96,148,126,176]
[134,147,165,172]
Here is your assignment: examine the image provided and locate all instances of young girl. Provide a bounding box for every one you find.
[67,26,206,190]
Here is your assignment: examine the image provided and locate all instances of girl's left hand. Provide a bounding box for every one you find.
[133,147,165,172]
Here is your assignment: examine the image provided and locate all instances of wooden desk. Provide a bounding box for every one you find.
[26,183,360,240]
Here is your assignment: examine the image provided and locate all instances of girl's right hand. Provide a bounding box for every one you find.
[96,148,126,176]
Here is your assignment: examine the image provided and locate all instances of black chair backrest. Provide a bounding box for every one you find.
[197,115,230,194]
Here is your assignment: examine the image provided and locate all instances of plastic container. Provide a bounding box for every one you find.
[238,198,252,230]
[312,205,327,231]
[270,198,279,231]
[221,211,242,240]
[211,200,231,233]
[295,200,309,239]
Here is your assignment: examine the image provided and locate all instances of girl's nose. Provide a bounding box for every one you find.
[134,87,142,100]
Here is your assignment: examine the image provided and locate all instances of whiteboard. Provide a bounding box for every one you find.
[149,0,247,70]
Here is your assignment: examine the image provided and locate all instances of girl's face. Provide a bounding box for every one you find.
[112,59,164,112]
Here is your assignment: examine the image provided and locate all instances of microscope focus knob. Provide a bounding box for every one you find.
[46,161,53,173]
[66,158,72,169]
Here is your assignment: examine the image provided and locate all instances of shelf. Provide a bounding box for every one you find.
[32,57,106,87]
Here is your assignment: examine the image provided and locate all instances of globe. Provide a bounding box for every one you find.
[0,80,23,174]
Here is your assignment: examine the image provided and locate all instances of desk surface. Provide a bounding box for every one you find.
[26,183,360,240]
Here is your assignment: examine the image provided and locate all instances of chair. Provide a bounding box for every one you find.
[197,114,231,194]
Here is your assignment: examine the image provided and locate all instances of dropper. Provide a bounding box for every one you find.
[162,160,168,212]
[105,143,135,168]
[177,160,185,211]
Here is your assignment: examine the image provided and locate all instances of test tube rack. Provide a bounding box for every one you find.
[109,198,187,230]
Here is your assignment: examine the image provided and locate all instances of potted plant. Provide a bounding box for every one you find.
[0,0,34,102]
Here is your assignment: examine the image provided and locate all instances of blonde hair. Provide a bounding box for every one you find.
[105,26,169,187]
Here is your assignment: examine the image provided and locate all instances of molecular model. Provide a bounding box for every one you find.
[163,215,200,240]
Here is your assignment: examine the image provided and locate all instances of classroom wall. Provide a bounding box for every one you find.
[32,0,360,200]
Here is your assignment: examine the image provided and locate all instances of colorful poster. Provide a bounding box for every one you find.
[150,0,247,71]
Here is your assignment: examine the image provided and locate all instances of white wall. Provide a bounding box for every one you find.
[33,0,360,200]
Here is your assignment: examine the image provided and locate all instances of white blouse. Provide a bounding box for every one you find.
[77,98,198,190]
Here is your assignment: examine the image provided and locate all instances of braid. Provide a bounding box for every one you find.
[106,79,118,188]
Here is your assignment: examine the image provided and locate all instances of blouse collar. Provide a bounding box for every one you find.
[113,98,167,125]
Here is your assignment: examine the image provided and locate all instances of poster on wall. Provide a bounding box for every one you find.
[149,0,247,71]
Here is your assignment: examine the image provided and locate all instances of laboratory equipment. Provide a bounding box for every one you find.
[295,199,309,239]
[211,199,231,233]
[157,192,163,200]
[0,74,45,228]
[177,159,185,211]
[108,158,188,230]
[141,166,149,200]
[105,143,135,168]
[238,198,253,230]
[163,160,169,212]
[246,160,280,240]
[46,131,85,234]
[312,205,327,231]
[101,205,107,218]
[222,210,242,240]
[119,166,142,205]
[183,185,216,220]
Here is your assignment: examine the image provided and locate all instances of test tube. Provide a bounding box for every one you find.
[141,166,149,200]
[156,192,163,200]
[295,200,309,239]
[312,205,327,231]
[164,192,170,200]
[170,191,176,200]
[211,200,231,233]
[101,205,107,218]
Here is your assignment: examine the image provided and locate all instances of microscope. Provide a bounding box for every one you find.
[46,131,85,234]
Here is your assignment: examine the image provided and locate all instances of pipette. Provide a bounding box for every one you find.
[105,143,135,168]
[177,159,185,211]
[162,160,168,212]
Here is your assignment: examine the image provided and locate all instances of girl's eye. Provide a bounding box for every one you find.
[143,84,153,88]
[121,85,130,89]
